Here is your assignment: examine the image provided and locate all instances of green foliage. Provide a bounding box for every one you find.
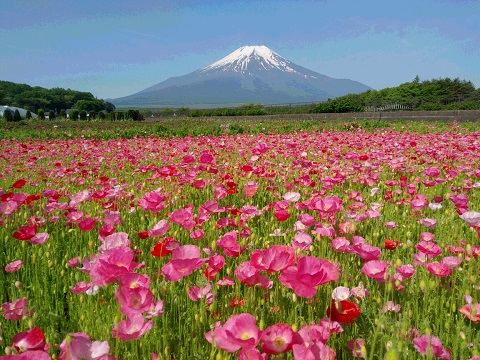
[59,109,66,119]
[79,110,87,120]
[3,109,13,122]
[38,109,45,120]
[314,77,480,113]
[48,110,55,120]
[26,110,32,119]
[13,109,22,122]
[69,110,79,121]
[0,80,115,113]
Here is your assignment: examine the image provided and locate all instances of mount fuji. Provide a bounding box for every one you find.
[111,45,371,108]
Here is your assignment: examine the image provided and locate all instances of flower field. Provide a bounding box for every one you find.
[0,120,479,359]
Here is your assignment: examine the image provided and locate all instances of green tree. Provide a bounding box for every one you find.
[59,109,66,119]
[79,110,87,120]
[26,110,32,119]
[38,109,45,120]
[98,111,105,120]
[48,110,55,120]
[3,109,13,122]
[69,110,79,121]
[13,109,22,122]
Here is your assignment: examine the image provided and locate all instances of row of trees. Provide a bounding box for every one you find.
[314,77,480,113]
[0,80,115,114]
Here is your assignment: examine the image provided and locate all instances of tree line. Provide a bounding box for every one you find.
[313,77,480,113]
[0,80,115,114]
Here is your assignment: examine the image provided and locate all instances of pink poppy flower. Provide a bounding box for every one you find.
[351,282,369,299]
[396,265,416,279]
[313,196,343,213]
[2,350,52,359]
[332,286,351,301]
[426,262,451,277]
[112,313,153,341]
[98,232,130,253]
[410,194,428,211]
[354,242,381,261]
[216,231,244,257]
[59,332,111,360]
[384,221,397,229]
[283,192,301,202]
[190,229,205,240]
[145,300,164,319]
[279,256,339,298]
[449,193,468,209]
[243,181,259,198]
[238,347,267,360]
[381,301,401,313]
[441,256,462,270]
[234,261,272,289]
[413,334,451,359]
[347,339,367,358]
[188,283,213,301]
[12,327,47,352]
[2,297,33,320]
[420,218,437,229]
[28,232,49,245]
[424,167,441,177]
[71,281,93,294]
[205,313,260,353]
[459,302,480,323]
[147,219,170,238]
[0,200,20,215]
[169,208,195,230]
[90,247,140,286]
[299,213,316,226]
[5,260,23,273]
[420,232,435,242]
[250,245,295,273]
[203,254,225,280]
[116,286,154,315]
[138,189,167,212]
[78,217,96,232]
[459,211,480,226]
[415,241,442,256]
[292,232,312,251]
[161,245,205,282]
[361,260,390,283]
[260,323,295,354]
[69,189,91,207]
[216,276,235,287]
[292,340,336,360]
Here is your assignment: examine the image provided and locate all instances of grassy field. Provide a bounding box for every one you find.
[0,118,479,359]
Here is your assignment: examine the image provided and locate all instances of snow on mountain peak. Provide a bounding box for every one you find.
[200,45,298,73]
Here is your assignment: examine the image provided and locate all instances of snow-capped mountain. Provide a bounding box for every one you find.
[111,45,371,108]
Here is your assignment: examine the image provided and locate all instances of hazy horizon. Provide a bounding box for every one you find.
[1,0,479,100]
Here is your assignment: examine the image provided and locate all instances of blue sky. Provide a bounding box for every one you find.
[1,0,479,100]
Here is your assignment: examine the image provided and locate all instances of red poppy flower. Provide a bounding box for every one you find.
[13,224,37,241]
[138,231,149,239]
[11,179,26,189]
[327,299,361,325]
[384,239,401,250]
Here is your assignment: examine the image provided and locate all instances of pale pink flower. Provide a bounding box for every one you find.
[0,200,19,215]
[351,282,369,299]
[381,301,401,313]
[410,194,428,211]
[98,232,130,253]
[292,340,336,360]
[243,181,259,198]
[71,281,93,294]
[28,232,49,245]
[145,300,164,319]
[147,219,170,238]
[283,192,301,202]
[354,242,381,261]
[234,261,272,289]
[299,213,316,226]
[396,265,416,279]
[420,218,437,229]
[441,256,462,270]
[332,286,351,301]
[459,211,480,226]
[420,232,436,242]
[112,313,153,341]
[116,286,154,315]
[384,221,397,229]
[138,190,167,212]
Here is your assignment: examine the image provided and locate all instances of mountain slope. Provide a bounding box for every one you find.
[111,45,371,108]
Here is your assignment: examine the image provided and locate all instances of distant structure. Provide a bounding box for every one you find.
[0,105,37,118]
